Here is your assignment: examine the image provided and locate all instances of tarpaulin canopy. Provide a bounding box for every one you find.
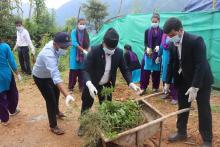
[90,11,220,88]
[183,0,220,12]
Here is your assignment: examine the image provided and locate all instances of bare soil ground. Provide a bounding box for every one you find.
[0,73,219,147]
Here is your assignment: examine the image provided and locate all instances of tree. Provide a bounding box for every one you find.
[30,0,58,47]
[33,0,46,24]
[28,0,34,19]
[0,0,16,45]
[82,0,108,32]
[14,0,24,19]
[63,17,77,34]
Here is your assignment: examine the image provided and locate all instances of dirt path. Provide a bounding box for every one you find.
[0,74,220,147]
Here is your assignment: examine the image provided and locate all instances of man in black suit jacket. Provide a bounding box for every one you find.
[163,18,213,147]
[78,28,141,136]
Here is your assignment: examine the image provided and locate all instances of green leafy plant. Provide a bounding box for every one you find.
[100,86,114,99]
[80,100,145,147]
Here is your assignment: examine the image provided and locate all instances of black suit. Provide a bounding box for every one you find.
[167,32,213,142]
[81,44,131,113]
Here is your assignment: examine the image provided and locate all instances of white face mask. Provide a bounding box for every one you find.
[16,26,23,32]
[151,23,159,28]
[171,34,181,46]
[103,47,115,55]
[78,24,86,30]
[56,48,67,56]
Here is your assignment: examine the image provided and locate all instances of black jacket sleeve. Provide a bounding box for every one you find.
[83,49,93,83]
[191,37,207,88]
[166,44,174,84]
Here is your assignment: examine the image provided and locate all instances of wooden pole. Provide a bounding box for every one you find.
[102,107,192,142]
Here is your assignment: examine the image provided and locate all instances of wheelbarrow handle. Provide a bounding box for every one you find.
[136,92,164,101]
[149,107,193,124]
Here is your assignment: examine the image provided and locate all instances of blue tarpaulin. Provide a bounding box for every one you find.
[183,0,220,12]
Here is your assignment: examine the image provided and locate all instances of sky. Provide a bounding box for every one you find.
[22,0,71,9]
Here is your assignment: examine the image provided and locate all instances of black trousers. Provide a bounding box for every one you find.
[33,76,60,128]
[81,82,112,114]
[176,76,212,142]
[18,46,31,75]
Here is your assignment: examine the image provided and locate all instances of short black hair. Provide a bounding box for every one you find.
[151,12,160,21]
[124,44,132,51]
[103,28,119,48]
[15,20,22,25]
[78,18,86,23]
[163,17,183,34]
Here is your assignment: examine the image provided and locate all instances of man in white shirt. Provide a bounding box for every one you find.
[78,28,141,136]
[163,17,213,147]
[13,20,35,75]
[33,32,75,135]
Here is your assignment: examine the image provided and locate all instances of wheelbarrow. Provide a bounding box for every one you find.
[100,92,192,147]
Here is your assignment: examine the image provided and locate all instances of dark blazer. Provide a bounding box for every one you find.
[83,44,131,87]
[124,51,141,71]
[166,32,213,88]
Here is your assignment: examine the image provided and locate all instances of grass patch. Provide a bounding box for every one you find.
[211,105,220,113]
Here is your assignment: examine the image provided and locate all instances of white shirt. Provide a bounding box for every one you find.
[15,28,35,50]
[99,54,112,85]
[177,31,184,60]
[176,31,184,74]
[32,41,63,84]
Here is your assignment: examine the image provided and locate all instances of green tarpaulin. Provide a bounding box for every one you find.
[90,11,220,88]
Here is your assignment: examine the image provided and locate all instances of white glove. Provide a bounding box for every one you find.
[185,87,199,103]
[155,57,160,64]
[155,46,160,52]
[65,95,75,106]
[86,81,98,99]
[31,48,35,55]
[17,74,22,81]
[83,50,88,55]
[129,83,142,94]
[146,47,152,54]
[163,83,170,94]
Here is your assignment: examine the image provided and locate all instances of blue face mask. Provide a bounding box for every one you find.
[165,37,171,44]
[56,48,67,56]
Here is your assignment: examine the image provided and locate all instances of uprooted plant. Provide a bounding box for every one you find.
[80,99,145,147]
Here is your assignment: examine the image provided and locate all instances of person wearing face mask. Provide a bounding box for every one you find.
[159,34,178,105]
[163,17,213,147]
[140,12,163,95]
[0,37,22,126]
[32,32,75,135]
[13,20,35,75]
[77,28,141,136]
[69,18,90,93]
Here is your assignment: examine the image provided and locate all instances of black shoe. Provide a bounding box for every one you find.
[168,133,187,142]
[10,109,20,116]
[77,126,85,136]
[201,142,212,147]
